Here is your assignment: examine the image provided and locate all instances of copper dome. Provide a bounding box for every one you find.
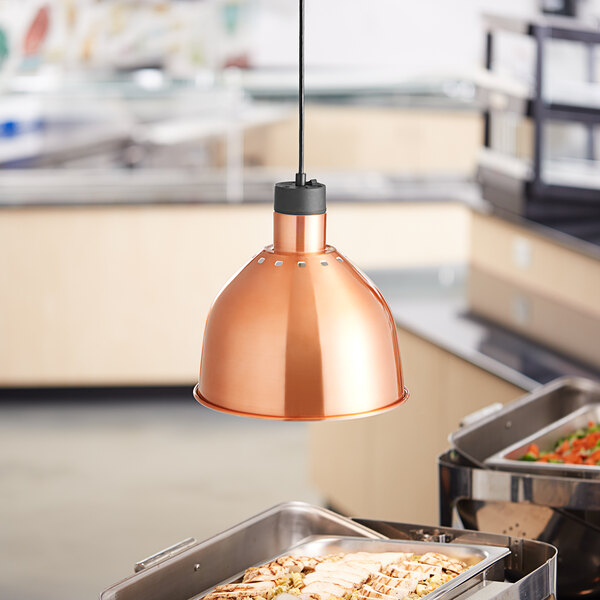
[194,211,408,420]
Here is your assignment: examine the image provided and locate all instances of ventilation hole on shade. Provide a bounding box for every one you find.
[275,260,283,267]
[257,257,265,264]
[336,257,343,263]
[298,261,306,268]
[321,260,328,266]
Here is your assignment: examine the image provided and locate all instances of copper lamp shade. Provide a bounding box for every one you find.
[194,0,407,420]
[194,208,409,421]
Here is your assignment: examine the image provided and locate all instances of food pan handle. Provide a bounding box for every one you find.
[134,537,197,573]
[459,402,503,428]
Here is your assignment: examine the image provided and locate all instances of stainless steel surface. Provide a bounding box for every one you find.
[0,170,475,206]
[355,519,557,600]
[134,537,197,573]
[451,581,513,599]
[372,269,600,393]
[441,448,600,511]
[457,501,556,541]
[102,502,556,600]
[460,404,503,430]
[455,499,600,597]
[203,535,509,600]
[467,266,600,370]
[442,380,600,598]
[486,404,600,478]
[449,377,600,468]
[439,450,597,598]
[101,502,382,600]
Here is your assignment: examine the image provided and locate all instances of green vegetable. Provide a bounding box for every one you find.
[549,459,564,463]
[520,452,538,462]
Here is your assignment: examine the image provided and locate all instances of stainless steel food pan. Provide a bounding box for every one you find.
[102,502,556,600]
[100,502,383,600]
[195,535,508,600]
[485,403,600,477]
[449,377,600,475]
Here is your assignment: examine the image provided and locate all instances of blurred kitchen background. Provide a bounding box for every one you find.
[1,1,599,599]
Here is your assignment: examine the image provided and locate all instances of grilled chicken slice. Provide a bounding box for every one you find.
[303,573,364,589]
[340,553,410,568]
[339,560,382,575]
[213,582,275,593]
[358,584,408,600]
[369,574,419,592]
[380,566,430,582]
[205,593,265,600]
[314,562,371,580]
[301,581,350,598]
[298,594,323,600]
[307,565,368,587]
[356,584,386,600]
[244,557,319,583]
[243,565,292,583]
[213,596,269,600]
[418,552,467,575]
[205,582,275,600]
[396,561,442,577]
[381,553,417,577]
[278,556,321,571]
[368,579,413,599]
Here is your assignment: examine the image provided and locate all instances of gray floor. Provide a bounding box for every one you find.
[0,398,321,600]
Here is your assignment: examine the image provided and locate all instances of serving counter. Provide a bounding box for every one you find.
[0,194,469,386]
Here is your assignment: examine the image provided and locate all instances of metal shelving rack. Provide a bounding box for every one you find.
[478,13,600,216]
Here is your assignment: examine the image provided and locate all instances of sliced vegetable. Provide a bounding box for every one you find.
[519,452,538,462]
[518,420,600,465]
[527,443,539,457]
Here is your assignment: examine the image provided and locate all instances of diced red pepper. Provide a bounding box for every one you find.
[527,443,539,458]
[564,452,582,464]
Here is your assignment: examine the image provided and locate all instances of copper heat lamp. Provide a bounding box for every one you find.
[194,0,408,420]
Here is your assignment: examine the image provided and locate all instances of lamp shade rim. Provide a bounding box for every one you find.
[193,384,409,422]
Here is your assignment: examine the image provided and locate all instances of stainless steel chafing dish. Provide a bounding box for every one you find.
[450,377,600,475]
[101,502,556,600]
[442,377,600,599]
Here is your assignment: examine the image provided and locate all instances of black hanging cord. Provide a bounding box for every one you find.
[274,0,325,215]
[295,0,306,187]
